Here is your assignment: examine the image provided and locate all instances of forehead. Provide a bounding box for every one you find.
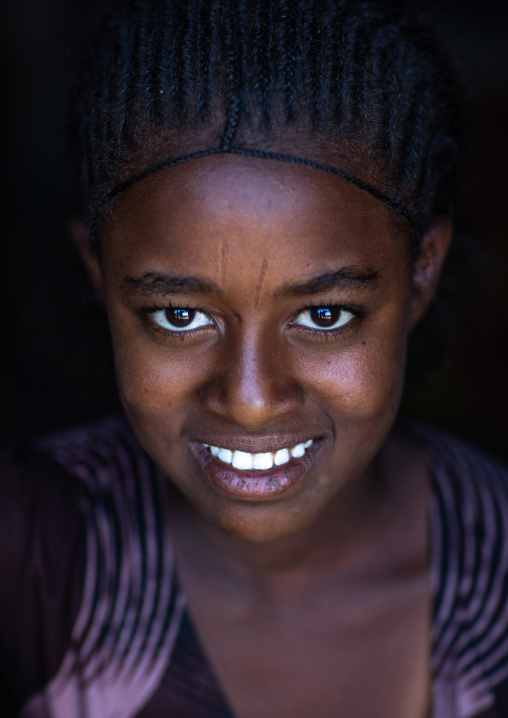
[102,154,409,277]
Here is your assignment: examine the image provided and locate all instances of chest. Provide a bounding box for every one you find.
[186,577,431,718]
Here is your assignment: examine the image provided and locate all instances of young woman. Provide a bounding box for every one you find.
[1,1,508,717]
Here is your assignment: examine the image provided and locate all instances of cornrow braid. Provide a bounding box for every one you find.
[194,0,212,122]
[220,0,243,149]
[69,0,464,252]
[274,0,297,123]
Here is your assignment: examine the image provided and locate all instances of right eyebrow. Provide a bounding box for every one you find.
[121,272,222,298]
[275,266,381,298]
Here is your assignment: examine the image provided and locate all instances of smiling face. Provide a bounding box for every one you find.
[81,153,449,543]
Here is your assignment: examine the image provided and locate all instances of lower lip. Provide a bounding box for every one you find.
[190,441,322,501]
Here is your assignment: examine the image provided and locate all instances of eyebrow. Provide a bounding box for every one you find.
[121,272,221,297]
[122,266,380,300]
[275,266,381,298]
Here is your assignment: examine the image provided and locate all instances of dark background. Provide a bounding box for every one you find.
[1,0,507,460]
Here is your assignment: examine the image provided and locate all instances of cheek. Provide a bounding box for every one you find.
[117,351,206,417]
[331,350,404,416]
[108,315,208,423]
[297,325,407,422]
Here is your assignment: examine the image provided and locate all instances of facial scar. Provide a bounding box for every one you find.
[220,240,228,284]
[253,259,268,308]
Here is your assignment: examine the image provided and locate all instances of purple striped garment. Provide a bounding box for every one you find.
[1,417,507,718]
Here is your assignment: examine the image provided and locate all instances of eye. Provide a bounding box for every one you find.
[293,306,355,331]
[149,307,212,332]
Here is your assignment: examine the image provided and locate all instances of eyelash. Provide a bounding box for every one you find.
[289,302,366,339]
[139,304,213,341]
[139,302,367,341]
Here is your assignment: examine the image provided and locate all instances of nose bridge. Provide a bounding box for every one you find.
[235,332,276,412]
[201,324,302,427]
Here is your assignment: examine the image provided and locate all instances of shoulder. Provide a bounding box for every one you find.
[0,415,153,553]
[35,414,150,487]
[0,439,90,712]
[34,416,171,557]
[413,422,508,525]
[0,417,182,716]
[414,423,508,607]
[0,437,90,577]
[412,424,508,718]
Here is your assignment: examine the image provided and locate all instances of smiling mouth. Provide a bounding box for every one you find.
[203,439,313,470]
[190,438,322,501]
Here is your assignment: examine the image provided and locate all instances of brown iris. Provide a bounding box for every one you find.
[309,307,341,327]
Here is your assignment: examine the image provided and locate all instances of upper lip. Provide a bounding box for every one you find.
[192,435,322,454]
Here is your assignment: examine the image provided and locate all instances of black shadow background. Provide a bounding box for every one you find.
[1,0,507,460]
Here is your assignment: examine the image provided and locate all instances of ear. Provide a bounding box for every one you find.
[71,219,105,303]
[409,218,453,330]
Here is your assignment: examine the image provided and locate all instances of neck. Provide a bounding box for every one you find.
[169,448,393,592]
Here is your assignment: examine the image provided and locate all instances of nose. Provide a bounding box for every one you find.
[199,331,303,428]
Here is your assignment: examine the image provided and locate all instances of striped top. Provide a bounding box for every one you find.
[1,417,508,718]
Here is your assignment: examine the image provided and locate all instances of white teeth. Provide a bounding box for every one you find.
[232,450,253,470]
[252,452,274,470]
[274,448,290,466]
[206,439,314,470]
[218,448,233,464]
[290,443,306,459]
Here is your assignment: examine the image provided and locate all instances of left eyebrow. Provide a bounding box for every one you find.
[275,266,381,298]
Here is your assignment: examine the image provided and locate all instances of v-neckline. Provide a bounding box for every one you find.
[161,603,237,717]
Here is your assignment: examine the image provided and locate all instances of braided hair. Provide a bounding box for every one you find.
[70,0,464,254]
[59,0,466,397]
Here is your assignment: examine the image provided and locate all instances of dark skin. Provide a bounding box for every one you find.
[77,153,452,718]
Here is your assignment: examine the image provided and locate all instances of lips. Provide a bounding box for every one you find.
[190,438,322,501]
